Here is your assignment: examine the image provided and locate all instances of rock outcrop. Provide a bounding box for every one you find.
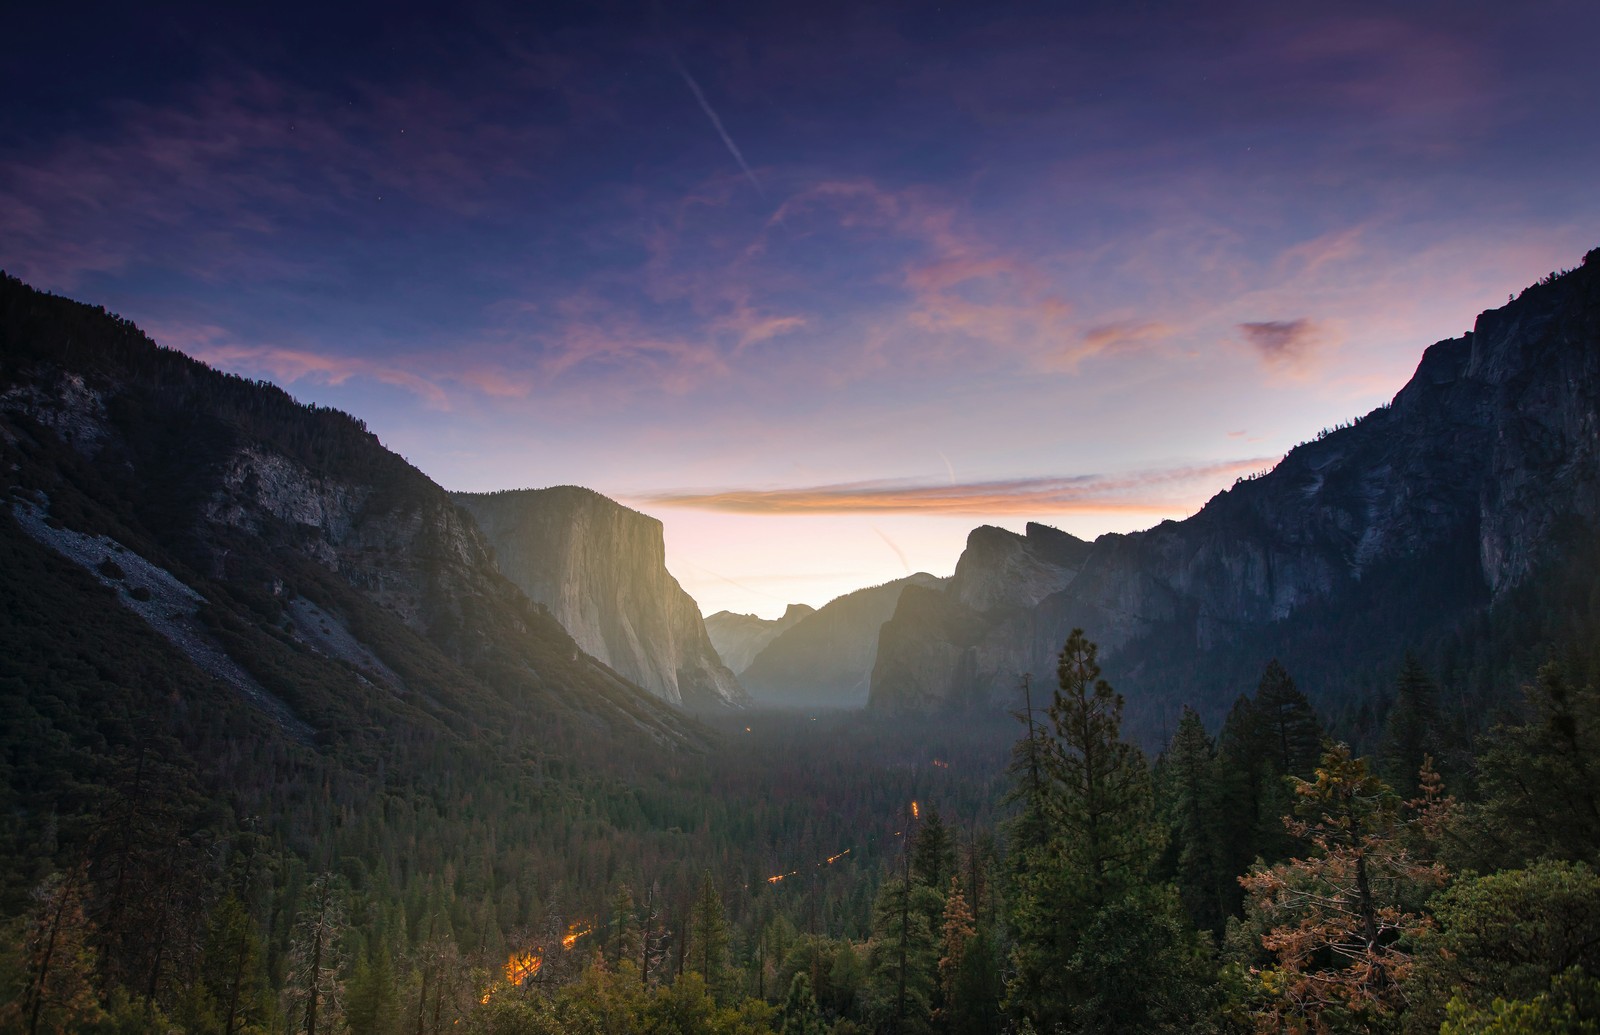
[0,273,703,748]
[705,603,816,674]
[454,487,747,709]
[740,573,944,708]
[870,250,1600,732]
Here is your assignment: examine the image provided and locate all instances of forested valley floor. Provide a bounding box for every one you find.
[5,626,1600,1035]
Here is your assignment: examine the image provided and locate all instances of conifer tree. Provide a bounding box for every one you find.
[1239,747,1451,1033]
[1379,654,1442,796]
[1,870,105,1035]
[1469,663,1600,867]
[687,871,732,1003]
[866,876,941,1033]
[777,971,827,1035]
[201,892,271,1035]
[286,874,346,1035]
[1159,707,1232,934]
[935,875,974,1022]
[912,808,954,891]
[1214,661,1326,890]
[608,885,641,972]
[1005,630,1213,1033]
[1253,659,1324,777]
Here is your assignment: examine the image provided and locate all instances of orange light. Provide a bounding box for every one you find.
[911,801,920,819]
[562,922,593,950]
[505,950,542,985]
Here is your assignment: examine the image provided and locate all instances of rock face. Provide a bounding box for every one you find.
[454,487,747,709]
[705,603,816,674]
[870,250,1600,732]
[740,573,944,708]
[0,273,703,748]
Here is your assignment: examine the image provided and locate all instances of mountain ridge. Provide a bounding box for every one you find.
[869,249,1600,734]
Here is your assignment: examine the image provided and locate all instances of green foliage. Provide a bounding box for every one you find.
[1405,861,1600,1033]
[1440,969,1600,1034]
[689,872,733,1004]
[1156,706,1234,935]
[864,876,941,1033]
[1005,630,1215,1033]
[1379,654,1443,797]
[1463,664,1600,869]
[775,972,826,1035]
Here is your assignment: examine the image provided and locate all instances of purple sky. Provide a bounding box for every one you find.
[4,0,1597,617]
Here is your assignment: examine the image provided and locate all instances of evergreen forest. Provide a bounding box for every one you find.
[5,624,1599,1034]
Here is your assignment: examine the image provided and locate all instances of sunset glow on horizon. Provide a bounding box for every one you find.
[3,0,1596,618]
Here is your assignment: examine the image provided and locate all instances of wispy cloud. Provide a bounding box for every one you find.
[1048,320,1175,370]
[181,341,453,410]
[634,458,1278,516]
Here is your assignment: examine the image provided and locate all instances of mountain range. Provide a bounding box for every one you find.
[870,249,1600,739]
[3,248,1598,770]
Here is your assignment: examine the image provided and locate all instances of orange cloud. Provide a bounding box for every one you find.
[1045,320,1174,370]
[634,457,1278,517]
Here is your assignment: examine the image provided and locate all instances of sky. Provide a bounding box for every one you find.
[3,0,1597,618]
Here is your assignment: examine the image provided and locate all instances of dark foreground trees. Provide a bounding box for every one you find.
[1005,629,1216,1033]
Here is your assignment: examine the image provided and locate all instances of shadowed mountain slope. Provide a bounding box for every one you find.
[870,250,1600,739]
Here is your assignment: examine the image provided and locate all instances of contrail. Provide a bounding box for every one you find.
[670,52,763,196]
[871,525,913,575]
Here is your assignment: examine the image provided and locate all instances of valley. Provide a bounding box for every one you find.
[3,253,1599,1032]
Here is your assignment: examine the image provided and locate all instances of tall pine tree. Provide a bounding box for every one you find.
[1005,630,1214,1033]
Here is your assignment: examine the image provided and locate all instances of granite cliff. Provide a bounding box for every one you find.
[870,250,1600,732]
[454,487,747,709]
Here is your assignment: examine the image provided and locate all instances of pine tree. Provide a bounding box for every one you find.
[912,808,954,890]
[1004,630,1213,1033]
[1253,660,1324,777]
[285,874,346,1035]
[687,871,732,1003]
[0,870,106,1035]
[1238,746,1452,1033]
[608,885,641,972]
[777,971,827,1035]
[866,876,941,1034]
[935,876,974,1022]
[1214,661,1326,890]
[1468,663,1600,867]
[1159,707,1232,934]
[201,893,270,1035]
[1379,654,1441,796]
